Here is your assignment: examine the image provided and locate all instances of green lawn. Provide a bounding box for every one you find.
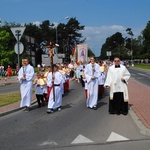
[133,63,150,70]
[0,92,21,107]
[0,90,35,107]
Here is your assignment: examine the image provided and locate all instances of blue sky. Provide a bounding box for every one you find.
[0,0,150,56]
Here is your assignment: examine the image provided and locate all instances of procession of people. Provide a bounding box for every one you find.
[18,56,130,115]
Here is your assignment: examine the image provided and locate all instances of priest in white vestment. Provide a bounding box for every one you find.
[84,57,101,110]
[18,58,35,112]
[104,57,130,115]
[47,65,63,113]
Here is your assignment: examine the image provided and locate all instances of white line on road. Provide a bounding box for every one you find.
[137,73,149,77]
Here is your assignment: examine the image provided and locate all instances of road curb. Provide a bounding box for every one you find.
[129,106,150,136]
[0,100,37,117]
[0,82,18,87]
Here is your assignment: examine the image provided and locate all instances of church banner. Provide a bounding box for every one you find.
[77,44,88,62]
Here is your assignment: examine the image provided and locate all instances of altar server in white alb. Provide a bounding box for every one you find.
[47,64,63,113]
[18,58,35,112]
[84,57,101,110]
[104,57,130,115]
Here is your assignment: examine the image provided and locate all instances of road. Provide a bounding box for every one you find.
[0,83,20,94]
[0,79,150,150]
[128,67,150,87]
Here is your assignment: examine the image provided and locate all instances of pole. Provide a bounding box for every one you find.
[55,16,69,45]
[16,30,21,69]
[56,26,58,44]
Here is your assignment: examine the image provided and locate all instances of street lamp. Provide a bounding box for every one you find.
[56,16,69,45]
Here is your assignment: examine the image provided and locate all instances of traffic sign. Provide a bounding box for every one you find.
[106,51,111,56]
[14,42,24,54]
[10,27,26,41]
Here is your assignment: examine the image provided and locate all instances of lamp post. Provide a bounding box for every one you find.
[56,16,69,45]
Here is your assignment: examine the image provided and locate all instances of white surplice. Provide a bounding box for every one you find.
[47,71,63,109]
[84,63,101,108]
[18,64,35,107]
[104,65,130,101]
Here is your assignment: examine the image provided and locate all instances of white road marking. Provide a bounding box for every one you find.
[137,73,149,77]
[71,134,94,144]
[39,140,58,146]
[107,132,129,142]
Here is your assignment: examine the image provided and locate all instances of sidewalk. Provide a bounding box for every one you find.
[0,76,150,136]
[128,78,150,136]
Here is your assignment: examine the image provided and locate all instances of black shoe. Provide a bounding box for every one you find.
[123,112,127,115]
[93,106,97,110]
[117,112,120,115]
[109,112,115,115]
[24,107,30,112]
[47,109,54,113]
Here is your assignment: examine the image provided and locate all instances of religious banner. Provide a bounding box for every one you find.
[71,45,77,62]
[77,44,88,63]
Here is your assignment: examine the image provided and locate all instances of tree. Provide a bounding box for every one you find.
[88,48,95,57]
[57,17,85,62]
[100,32,125,60]
[0,17,86,66]
[142,21,150,55]
[0,30,16,67]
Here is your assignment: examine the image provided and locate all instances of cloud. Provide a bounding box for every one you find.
[32,21,41,26]
[81,25,142,56]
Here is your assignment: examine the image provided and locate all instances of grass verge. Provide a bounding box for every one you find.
[0,92,21,107]
[0,90,35,107]
[133,64,150,70]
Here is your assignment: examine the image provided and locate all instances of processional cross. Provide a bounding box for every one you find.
[45,41,58,101]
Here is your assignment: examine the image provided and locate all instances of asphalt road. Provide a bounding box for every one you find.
[0,80,150,150]
[0,83,20,94]
[128,67,150,87]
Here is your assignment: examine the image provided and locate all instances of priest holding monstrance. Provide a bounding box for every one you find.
[84,57,101,110]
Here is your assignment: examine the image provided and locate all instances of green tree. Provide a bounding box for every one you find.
[142,21,150,55]
[100,32,125,60]
[88,48,95,57]
[0,17,86,66]
[60,18,85,53]
[0,30,16,67]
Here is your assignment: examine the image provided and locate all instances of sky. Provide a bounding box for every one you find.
[0,0,150,56]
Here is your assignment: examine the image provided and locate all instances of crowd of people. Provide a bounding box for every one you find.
[0,65,13,80]
[17,57,131,115]
[0,64,19,79]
